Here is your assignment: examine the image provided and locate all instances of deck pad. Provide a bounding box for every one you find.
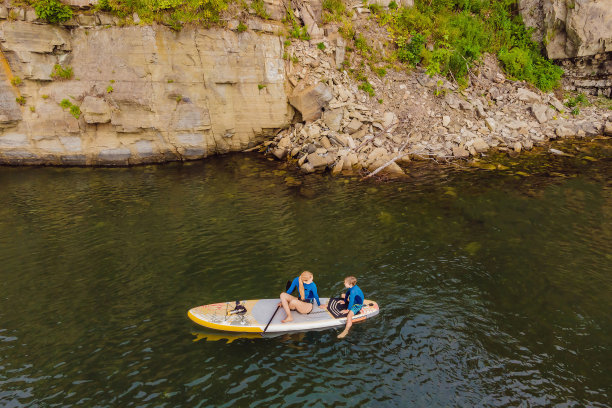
[188,298,379,333]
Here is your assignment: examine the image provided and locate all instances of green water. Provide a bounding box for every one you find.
[0,149,611,407]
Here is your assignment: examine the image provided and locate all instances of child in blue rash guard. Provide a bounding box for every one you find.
[279,271,321,323]
[337,276,364,339]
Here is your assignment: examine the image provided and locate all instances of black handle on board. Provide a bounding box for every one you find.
[262,280,293,335]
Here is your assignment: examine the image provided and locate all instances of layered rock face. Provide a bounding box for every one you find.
[0,21,292,165]
[519,0,611,96]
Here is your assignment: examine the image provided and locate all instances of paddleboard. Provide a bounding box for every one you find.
[187,298,379,333]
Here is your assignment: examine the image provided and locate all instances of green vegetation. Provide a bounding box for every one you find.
[59,99,71,109]
[69,104,81,119]
[10,76,22,86]
[50,64,74,80]
[59,98,80,119]
[317,42,326,51]
[106,85,114,93]
[176,95,183,102]
[33,0,73,23]
[16,96,26,105]
[41,94,49,99]
[283,40,291,47]
[358,80,375,97]
[95,0,230,28]
[565,93,589,108]
[250,0,269,19]
[257,84,266,90]
[30,106,36,112]
[237,21,247,32]
[285,9,310,40]
[388,1,397,9]
[376,0,563,91]
[322,0,347,23]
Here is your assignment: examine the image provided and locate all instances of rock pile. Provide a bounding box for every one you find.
[264,37,612,176]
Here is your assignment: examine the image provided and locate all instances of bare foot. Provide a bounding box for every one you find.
[337,330,349,339]
[281,317,293,323]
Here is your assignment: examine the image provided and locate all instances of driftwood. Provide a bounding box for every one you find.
[363,133,411,179]
[243,143,264,152]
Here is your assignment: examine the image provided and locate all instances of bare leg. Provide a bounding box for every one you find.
[292,299,313,315]
[280,293,296,323]
[337,311,354,338]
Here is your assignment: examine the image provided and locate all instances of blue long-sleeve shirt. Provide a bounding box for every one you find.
[345,285,364,310]
[286,277,321,306]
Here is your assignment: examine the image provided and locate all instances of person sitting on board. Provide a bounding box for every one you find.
[279,271,321,323]
[337,276,364,339]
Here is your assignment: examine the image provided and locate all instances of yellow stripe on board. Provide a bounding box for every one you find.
[187,310,263,333]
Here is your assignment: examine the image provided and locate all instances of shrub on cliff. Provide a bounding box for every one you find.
[34,0,73,23]
[96,0,229,26]
[379,0,563,90]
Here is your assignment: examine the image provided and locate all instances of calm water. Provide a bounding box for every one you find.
[0,148,611,407]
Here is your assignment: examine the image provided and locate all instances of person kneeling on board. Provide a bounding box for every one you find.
[279,271,321,323]
[336,276,364,339]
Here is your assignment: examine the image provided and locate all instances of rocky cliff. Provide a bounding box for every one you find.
[0,19,292,165]
[519,0,611,96]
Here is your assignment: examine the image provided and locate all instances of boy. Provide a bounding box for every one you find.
[337,276,363,339]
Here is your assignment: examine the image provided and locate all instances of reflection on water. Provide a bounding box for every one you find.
[0,144,611,407]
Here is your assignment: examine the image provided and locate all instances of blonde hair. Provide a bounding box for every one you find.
[344,276,357,286]
[299,271,313,300]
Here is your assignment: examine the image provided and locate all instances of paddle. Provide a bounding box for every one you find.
[262,280,292,335]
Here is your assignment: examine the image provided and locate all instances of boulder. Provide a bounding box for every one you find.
[335,37,346,69]
[513,141,522,153]
[452,146,469,158]
[472,138,489,153]
[289,83,333,122]
[331,157,344,175]
[531,103,549,123]
[556,125,574,138]
[517,88,541,103]
[604,121,612,136]
[322,108,343,132]
[306,152,328,170]
[549,96,565,112]
[345,118,363,134]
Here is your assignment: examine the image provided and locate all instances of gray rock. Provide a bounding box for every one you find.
[345,118,363,134]
[531,103,549,123]
[556,126,574,138]
[485,117,496,132]
[289,83,333,122]
[0,133,28,148]
[272,147,287,160]
[452,145,469,158]
[605,121,612,136]
[307,153,328,169]
[442,116,451,127]
[473,138,489,153]
[98,147,131,164]
[549,96,565,112]
[300,162,315,173]
[320,136,332,149]
[0,6,8,19]
[517,88,541,103]
[322,108,343,132]
[335,37,345,69]
[60,154,87,165]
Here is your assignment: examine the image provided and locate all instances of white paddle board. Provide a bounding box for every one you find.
[188,298,379,333]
